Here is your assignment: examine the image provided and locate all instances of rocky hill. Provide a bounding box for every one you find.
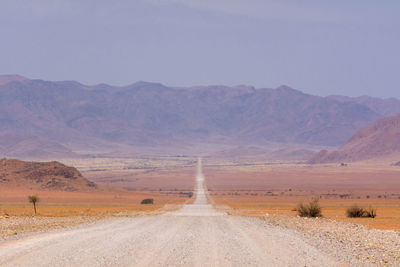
[309,113,400,163]
[0,158,97,191]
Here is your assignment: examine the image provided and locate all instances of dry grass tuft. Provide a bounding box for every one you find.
[346,205,376,218]
[297,198,322,218]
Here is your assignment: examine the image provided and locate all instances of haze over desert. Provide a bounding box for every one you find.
[1,1,400,266]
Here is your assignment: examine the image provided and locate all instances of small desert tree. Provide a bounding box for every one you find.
[28,195,40,215]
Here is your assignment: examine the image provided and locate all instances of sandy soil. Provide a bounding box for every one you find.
[1,160,399,266]
[205,160,400,231]
[0,157,196,241]
[62,156,197,192]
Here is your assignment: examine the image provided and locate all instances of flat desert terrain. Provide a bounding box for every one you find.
[0,156,196,239]
[1,157,400,266]
[1,160,399,266]
[203,159,400,231]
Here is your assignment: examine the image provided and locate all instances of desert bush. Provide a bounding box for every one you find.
[365,207,377,218]
[346,205,376,218]
[141,198,154,204]
[346,205,365,218]
[297,198,322,217]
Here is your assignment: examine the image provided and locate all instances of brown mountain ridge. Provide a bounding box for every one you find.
[0,74,389,156]
[309,113,400,163]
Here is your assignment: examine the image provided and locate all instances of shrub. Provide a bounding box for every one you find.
[365,206,377,218]
[346,205,365,218]
[141,198,154,204]
[346,205,376,218]
[297,198,322,217]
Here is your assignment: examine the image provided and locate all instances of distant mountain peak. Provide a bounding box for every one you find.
[0,74,29,85]
[131,81,166,88]
[275,85,305,95]
[327,94,400,116]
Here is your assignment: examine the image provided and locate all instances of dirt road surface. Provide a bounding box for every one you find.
[0,159,371,266]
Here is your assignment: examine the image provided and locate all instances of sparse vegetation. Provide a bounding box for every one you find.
[346,205,376,218]
[297,198,322,218]
[365,207,377,218]
[141,198,154,204]
[178,192,193,198]
[346,205,364,218]
[28,195,40,215]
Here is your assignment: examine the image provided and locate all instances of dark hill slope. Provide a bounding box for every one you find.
[309,113,400,163]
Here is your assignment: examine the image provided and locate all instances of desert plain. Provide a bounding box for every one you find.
[203,158,400,231]
[1,155,400,232]
[0,156,196,238]
[1,156,400,266]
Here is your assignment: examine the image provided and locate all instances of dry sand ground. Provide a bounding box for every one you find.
[204,160,400,231]
[1,160,400,266]
[0,189,189,240]
[0,156,196,239]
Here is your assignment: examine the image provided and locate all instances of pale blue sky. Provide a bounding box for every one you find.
[0,0,399,97]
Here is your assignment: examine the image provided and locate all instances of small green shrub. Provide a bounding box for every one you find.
[141,198,154,204]
[297,198,322,217]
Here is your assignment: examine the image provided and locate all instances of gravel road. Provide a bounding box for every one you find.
[0,159,396,266]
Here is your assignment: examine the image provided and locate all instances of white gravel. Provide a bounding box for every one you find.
[264,214,400,266]
[0,216,100,240]
[0,159,398,266]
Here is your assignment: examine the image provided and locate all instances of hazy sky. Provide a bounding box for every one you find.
[0,0,399,97]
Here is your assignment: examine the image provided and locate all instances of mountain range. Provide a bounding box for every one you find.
[0,74,399,158]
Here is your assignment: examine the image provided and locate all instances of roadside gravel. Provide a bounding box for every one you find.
[0,216,100,240]
[264,214,400,266]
